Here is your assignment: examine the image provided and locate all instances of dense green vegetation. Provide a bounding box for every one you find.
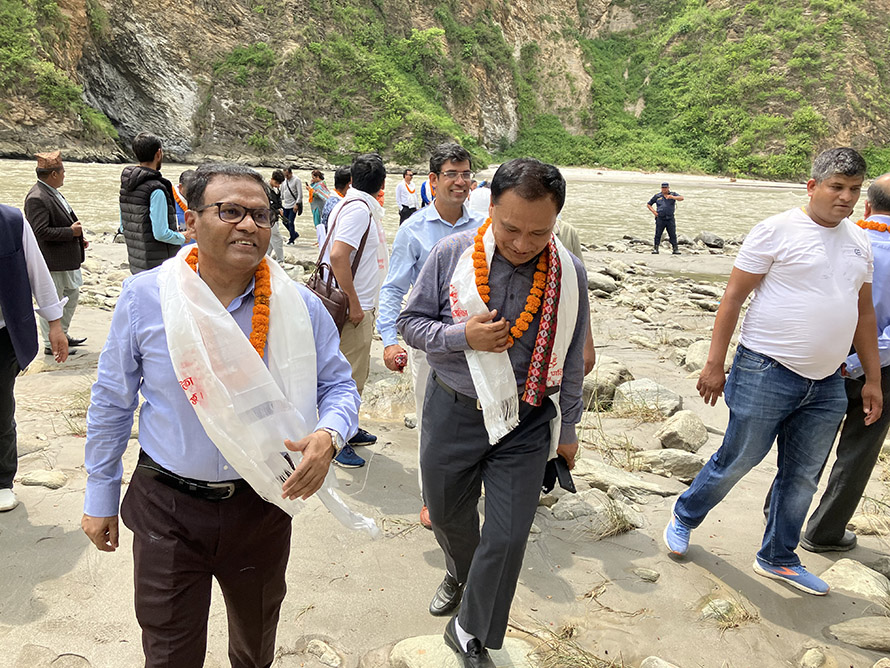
[0,0,117,140]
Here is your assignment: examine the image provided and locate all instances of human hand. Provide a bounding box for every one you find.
[81,514,119,552]
[48,320,68,363]
[71,222,83,236]
[83,238,90,249]
[465,309,511,352]
[862,379,883,426]
[384,344,408,372]
[557,442,579,470]
[348,300,365,325]
[697,361,726,406]
[282,430,335,500]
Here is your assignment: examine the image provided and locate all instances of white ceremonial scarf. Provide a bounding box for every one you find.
[449,227,578,456]
[328,187,389,307]
[158,246,379,536]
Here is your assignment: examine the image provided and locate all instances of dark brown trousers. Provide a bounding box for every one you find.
[121,470,292,668]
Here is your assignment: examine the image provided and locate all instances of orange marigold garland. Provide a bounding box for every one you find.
[857,219,890,233]
[185,247,271,358]
[473,218,549,348]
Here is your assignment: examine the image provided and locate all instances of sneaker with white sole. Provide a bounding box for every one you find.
[752,558,829,596]
[0,487,19,512]
[333,444,365,468]
[663,501,691,556]
[348,428,378,447]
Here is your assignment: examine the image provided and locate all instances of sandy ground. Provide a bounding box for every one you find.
[2,235,889,668]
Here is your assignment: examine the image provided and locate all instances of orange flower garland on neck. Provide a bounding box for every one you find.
[857,219,890,233]
[473,218,548,348]
[185,247,271,358]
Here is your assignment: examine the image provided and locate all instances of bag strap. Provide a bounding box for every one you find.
[314,199,372,279]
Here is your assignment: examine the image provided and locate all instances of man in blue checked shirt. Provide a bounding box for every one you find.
[377,142,485,529]
[82,163,359,668]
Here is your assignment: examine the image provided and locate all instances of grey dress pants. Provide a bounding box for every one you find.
[421,375,556,649]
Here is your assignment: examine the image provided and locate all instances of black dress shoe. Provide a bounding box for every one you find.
[800,530,857,553]
[66,335,87,347]
[429,572,464,617]
[444,616,495,668]
[45,348,76,356]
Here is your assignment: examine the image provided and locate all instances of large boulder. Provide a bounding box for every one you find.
[550,488,644,535]
[613,379,682,416]
[588,272,619,293]
[848,513,890,536]
[685,340,736,372]
[828,617,890,652]
[820,559,890,609]
[582,356,634,410]
[572,458,686,500]
[654,410,709,452]
[633,449,706,483]
[695,231,725,248]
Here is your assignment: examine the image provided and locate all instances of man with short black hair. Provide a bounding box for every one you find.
[83,162,359,667]
[398,157,589,667]
[120,132,186,273]
[24,150,88,354]
[267,169,286,261]
[396,169,419,224]
[665,147,882,597]
[378,142,485,526]
[324,153,389,466]
[647,182,684,254]
[280,165,302,244]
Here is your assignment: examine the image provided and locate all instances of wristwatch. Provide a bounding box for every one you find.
[321,427,344,457]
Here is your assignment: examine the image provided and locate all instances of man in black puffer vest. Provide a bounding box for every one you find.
[120,132,186,273]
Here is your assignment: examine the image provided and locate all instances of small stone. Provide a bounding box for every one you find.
[538,494,558,508]
[632,310,653,323]
[581,356,633,410]
[848,513,890,536]
[655,410,709,452]
[633,449,706,484]
[19,470,68,489]
[640,658,680,668]
[688,283,722,298]
[820,559,890,609]
[695,231,725,248]
[634,567,660,583]
[588,272,619,293]
[307,639,341,667]
[798,647,826,668]
[403,413,417,430]
[700,598,735,620]
[104,286,121,297]
[613,379,682,416]
[872,658,890,668]
[389,635,535,668]
[629,335,658,350]
[828,616,890,652]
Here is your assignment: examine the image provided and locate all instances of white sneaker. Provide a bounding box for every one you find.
[0,488,18,512]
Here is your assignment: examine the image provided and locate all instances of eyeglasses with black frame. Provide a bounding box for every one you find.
[438,170,474,181]
[193,202,274,228]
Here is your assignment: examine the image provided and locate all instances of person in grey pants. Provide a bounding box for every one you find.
[397,158,589,668]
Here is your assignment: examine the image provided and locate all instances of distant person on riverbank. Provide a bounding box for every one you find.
[378,142,484,528]
[24,150,88,355]
[420,177,435,207]
[319,166,351,247]
[647,182,683,254]
[308,170,331,245]
[120,132,186,273]
[82,163,358,667]
[783,172,890,554]
[267,169,285,261]
[397,158,588,667]
[664,147,882,597]
[173,169,195,233]
[396,169,419,224]
[0,203,68,512]
[467,179,491,215]
[324,153,389,468]
[281,165,302,244]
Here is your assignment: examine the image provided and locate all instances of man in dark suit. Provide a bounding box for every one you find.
[24,150,88,354]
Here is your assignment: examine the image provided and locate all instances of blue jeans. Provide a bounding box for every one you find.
[674,344,847,566]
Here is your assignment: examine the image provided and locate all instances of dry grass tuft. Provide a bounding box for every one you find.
[528,624,626,668]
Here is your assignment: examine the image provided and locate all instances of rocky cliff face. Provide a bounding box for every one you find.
[1,0,889,177]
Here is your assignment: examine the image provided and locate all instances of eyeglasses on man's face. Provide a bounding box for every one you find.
[194,202,273,228]
[438,170,474,182]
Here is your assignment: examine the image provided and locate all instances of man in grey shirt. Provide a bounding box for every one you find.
[398,158,589,668]
[280,165,303,244]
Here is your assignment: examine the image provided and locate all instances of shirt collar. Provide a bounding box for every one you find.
[868,213,890,225]
[426,202,478,229]
[228,276,257,312]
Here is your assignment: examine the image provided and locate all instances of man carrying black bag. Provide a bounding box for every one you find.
[397,158,590,668]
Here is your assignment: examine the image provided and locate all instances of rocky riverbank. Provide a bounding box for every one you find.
[4,233,890,668]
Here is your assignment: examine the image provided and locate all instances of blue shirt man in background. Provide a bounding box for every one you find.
[377,142,485,529]
[83,163,359,667]
[647,181,684,254]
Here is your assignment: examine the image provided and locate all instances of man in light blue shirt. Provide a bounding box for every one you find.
[83,163,359,667]
[377,143,485,528]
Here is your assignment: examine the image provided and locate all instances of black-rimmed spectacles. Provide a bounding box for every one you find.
[193,202,274,228]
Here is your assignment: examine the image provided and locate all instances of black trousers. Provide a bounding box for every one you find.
[0,327,20,490]
[420,377,555,649]
[282,208,298,243]
[399,206,417,225]
[121,469,292,668]
[805,367,890,544]
[654,215,677,250]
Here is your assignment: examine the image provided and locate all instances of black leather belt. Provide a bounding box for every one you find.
[433,373,558,410]
[136,450,250,501]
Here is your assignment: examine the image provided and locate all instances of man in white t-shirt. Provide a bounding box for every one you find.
[663,147,883,597]
[395,169,419,225]
[325,153,389,467]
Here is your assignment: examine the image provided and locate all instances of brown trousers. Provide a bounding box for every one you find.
[121,470,292,668]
